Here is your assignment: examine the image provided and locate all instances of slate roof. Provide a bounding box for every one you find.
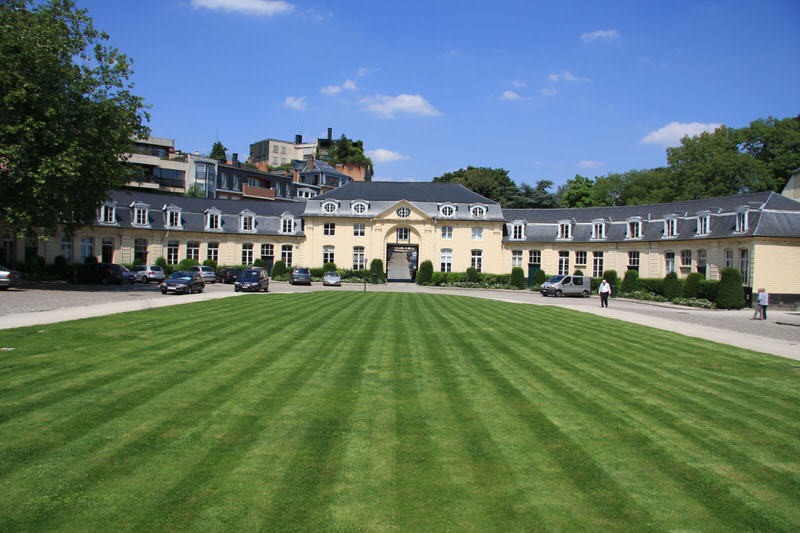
[315,181,498,204]
[103,189,305,236]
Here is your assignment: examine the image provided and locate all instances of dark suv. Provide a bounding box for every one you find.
[289,267,312,285]
[217,267,242,284]
[234,268,269,292]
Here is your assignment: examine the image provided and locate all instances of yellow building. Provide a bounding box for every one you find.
[4,182,800,303]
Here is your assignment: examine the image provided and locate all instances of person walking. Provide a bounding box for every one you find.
[758,288,769,320]
[751,288,764,320]
[598,279,611,308]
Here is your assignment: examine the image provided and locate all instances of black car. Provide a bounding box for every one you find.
[289,267,312,285]
[217,267,242,284]
[160,271,205,295]
[234,268,269,292]
[92,263,135,284]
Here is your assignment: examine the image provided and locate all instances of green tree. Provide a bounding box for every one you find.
[663,272,680,300]
[209,141,228,161]
[510,267,526,289]
[433,166,515,204]
[0,0,150,236]
[416,260,433,285]
[621,269,639,294]
[558,175,596,208]
[592,168,671,207]
[503,180,560,208]
[326,134,373,170]
[271,260,287,277]
[740,116,800,192]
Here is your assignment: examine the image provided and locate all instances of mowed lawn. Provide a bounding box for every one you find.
[1,293,799,531]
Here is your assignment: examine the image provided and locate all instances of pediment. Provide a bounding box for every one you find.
[374,200,431,221]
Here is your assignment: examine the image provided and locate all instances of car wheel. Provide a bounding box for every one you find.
[142,277,148,283]
[234,286,239,292]
[161,290,167,295]
[555,290,562,297]
[198,287,204,293]
[582,290,589,298]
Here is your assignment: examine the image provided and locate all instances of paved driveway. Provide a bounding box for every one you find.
[2,281,798,360]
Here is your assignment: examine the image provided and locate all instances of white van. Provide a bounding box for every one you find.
[540,275,592,297]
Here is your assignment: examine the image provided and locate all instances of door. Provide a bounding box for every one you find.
[527,264,540,287]
[262,256,274,275]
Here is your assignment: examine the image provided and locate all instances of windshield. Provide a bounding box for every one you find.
[294,268,310,275]
[239,271,259,281]
[324,272,339,278]
[546,276,565,283]
[169,271,193,280]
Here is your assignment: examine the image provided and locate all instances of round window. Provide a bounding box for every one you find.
[471,206,486,218]
[353,203,366,214]
[323,202,337,213]
[396,207,411,218]
[441,205,454,217]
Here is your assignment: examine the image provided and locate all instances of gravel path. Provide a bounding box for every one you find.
[1,281,798,360]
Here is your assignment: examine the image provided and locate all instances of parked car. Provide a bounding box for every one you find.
[540,275,592,297]
[234,268,269,292]
[188,265,216,284]
[323,271,341,286]
[0,265,22,290]
[130,265,166,283]
[98,263,135,284]
[289,267,312,285]
[160,271,205,294]
[216,267,242,284]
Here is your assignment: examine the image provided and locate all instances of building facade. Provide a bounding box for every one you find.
[8,182,800,301]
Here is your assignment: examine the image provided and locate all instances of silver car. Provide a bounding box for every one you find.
[0,265,22,290]
[130,265,166,283]
[188,265,216,284]
[541,275,592,297]
[323,271,341,286]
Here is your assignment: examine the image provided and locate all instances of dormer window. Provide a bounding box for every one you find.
[440,204,455,218]
[396,207,411,218]
[697,211,711,236]
[558,220,572,240]
[352,202,368,215]
[735,208,749,233]
[322,201,338,214]
[164,205,182,229]
[664,216,677,238]
[511,222,525,240]
[591,220,606,240]
[99,203,116,224]
[280,214,296,234]
[627,218,643,239]
[205,208,222,231]
[240,210,255,232]
[131,202,150,227]
[470,205,486,218]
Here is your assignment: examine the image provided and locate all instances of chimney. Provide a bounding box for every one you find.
[232,153,238,165]
[307,156,315,172]
[295,134,302,144]
[327,128,332,141]
[293,168,300,183]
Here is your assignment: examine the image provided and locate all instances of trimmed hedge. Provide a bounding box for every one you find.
[202,259,217,269]
[370,259,386,283]
[602,270,618,286]
[682,272,703,298]
[417,260,433,285]
[511,267,526,289]
[430,272,445,286]
[176,258,199,271]
[323,262,337,273]
[466,267,479,282]
[717,267,745,309]
[271,260,287,277]
[621,269,639,294]
[532,269,548,286]
[662,272,680,300]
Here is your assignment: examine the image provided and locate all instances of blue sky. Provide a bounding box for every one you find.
[76,0,800,188]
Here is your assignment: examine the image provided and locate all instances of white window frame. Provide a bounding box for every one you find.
[207,242,219,263]
[665,251,675,274]
[528,250,541,264]
[592,251,604,278]
[628,251,640,270]
[680,249,692,266]
[261,244,274,258]
[558,251,569,276]
[324,223,336,236]
[353,223,365,237]
[322,201,338,214]
[281,244,293,267]
[353,246,366,270]
[736,209,749,233]
[240,211,255,232]
[352,202,368,215]
[591,220,606,240]
[739,249,749,282]
[280,215,296,234]
[664,217,677,238]
[470,249,483,272]
[397,227,410,241]
[440,204,455,218]
[558,221,572,240]
[575,251,587,266]
[471,227,483,240]
[242,243,254,265]
[511,250,523,268]
[205,208,222,231]
[323,245,335,264]
[470,205,486,218]
[167,241,179,265]
[724,249,734,268]
[60,236,73,262]
[100,203,116,224]
[441,226,453,239]
[165,206,182,229]
[627,218,643,239]
[697,211,711,236]
[440,249,453,272]
[511,222,525,240]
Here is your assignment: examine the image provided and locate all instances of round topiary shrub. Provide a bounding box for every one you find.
[417,260,433,285]
[322,262,337,273]
[532,269,548,286]
[511,267,526,289]
[602,270,618,286]
[682,272,703,298]
[663,271,680,300]
[133,257,145,266]
[202,258,217,270]
[573,269,584,276]
[155,256,168,270]
[466,267,479,283]
[253,258,266,268]
[271,260,287,277]
[621,269,639,294]
[176,258,199,271]
[717,267,745,309]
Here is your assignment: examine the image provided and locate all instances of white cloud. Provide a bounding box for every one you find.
[548,69,592,83]
[500,90,520,101]
[640,121,723,146]
[578,160,604,169]
[442,49,459,58]
[360,94,442,118]
[366,149,410,163]
[580,29,620,43]
[320,79,357,96]
[512,80,527,88]
[540,87,558,96]
[283,96,307,110]
[357,66,378,77]
[190,0,294,16]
